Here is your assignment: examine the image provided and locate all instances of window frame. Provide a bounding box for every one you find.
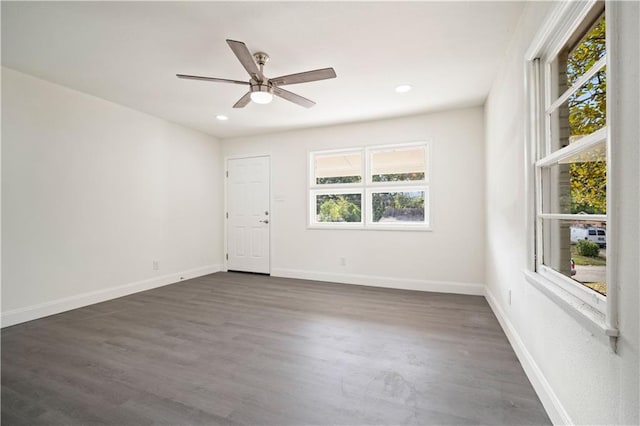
[308,141,431,230]
[524,0,619,340]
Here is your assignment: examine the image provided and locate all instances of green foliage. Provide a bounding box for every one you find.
[576,239,600,257]
[317,195,361,222]
[570,160,606,213]
[372,172,425,182]
[317,172,424,185]
[571,243,606,266]
[567,16,607,214]
[566,19,606,87]
[316,176,361,185]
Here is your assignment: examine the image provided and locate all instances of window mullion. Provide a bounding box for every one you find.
[363,147,369,224]
[535,127,607,167]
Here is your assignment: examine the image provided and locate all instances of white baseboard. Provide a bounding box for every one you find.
[1,264,222,328]
[484,287,572,426]
[271,268,484,296]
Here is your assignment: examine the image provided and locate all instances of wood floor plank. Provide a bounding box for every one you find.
[2,272,551,425]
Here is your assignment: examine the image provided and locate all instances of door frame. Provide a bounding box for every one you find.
[223,154,272,274]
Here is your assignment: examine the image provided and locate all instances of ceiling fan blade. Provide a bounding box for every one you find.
[269,67,337,86]
[176,74,249,86]
[226,39,265,82]
[233,92,252,108]
[272,87,315,108]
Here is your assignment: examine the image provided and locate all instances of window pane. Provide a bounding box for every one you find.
[371,146,426,182]
[565,15,606,88]
[314,152,362,185]
[371,191,425,223]
[542,218,607,295]
[315,193,362,223]
[549,67,606,153]
[541,141,606,214]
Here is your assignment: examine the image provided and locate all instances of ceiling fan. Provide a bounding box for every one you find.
[177,39,337,108]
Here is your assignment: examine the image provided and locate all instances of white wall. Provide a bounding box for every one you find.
[1,67,224,326]
[223,107,485,295]
[484,2,639,425]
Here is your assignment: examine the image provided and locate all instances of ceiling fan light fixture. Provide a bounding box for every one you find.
[250,91,273,104]
[250,84,273,104]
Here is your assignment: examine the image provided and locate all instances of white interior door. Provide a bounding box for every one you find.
[226,156,270,274]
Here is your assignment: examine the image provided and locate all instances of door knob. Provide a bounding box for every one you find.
[259,219,269,224]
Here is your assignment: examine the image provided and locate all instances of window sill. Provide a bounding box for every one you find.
[307,225,432,232]
[523,270,618,343]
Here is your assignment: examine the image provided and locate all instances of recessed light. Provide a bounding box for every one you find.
[216,115,228,121]
[395,84,412,93]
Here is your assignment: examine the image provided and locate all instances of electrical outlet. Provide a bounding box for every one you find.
[340,257,347,266]
[153,260,159,270]
[508,289,512,305]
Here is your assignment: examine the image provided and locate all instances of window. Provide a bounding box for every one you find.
[526,1,616,333]
[309,143,429,229]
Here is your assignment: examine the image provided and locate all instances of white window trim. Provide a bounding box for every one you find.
[524,0,619,346]
[308,141,431,231]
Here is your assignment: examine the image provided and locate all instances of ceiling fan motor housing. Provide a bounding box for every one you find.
[250,82,273,94]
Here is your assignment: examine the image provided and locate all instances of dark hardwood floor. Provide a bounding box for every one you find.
[1,272,551,425]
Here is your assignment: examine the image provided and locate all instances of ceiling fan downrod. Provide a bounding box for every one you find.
[253,52,269,82]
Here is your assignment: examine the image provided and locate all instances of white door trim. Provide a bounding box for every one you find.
[224,154,272,274]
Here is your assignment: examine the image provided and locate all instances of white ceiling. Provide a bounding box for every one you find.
[2,1,525,139]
